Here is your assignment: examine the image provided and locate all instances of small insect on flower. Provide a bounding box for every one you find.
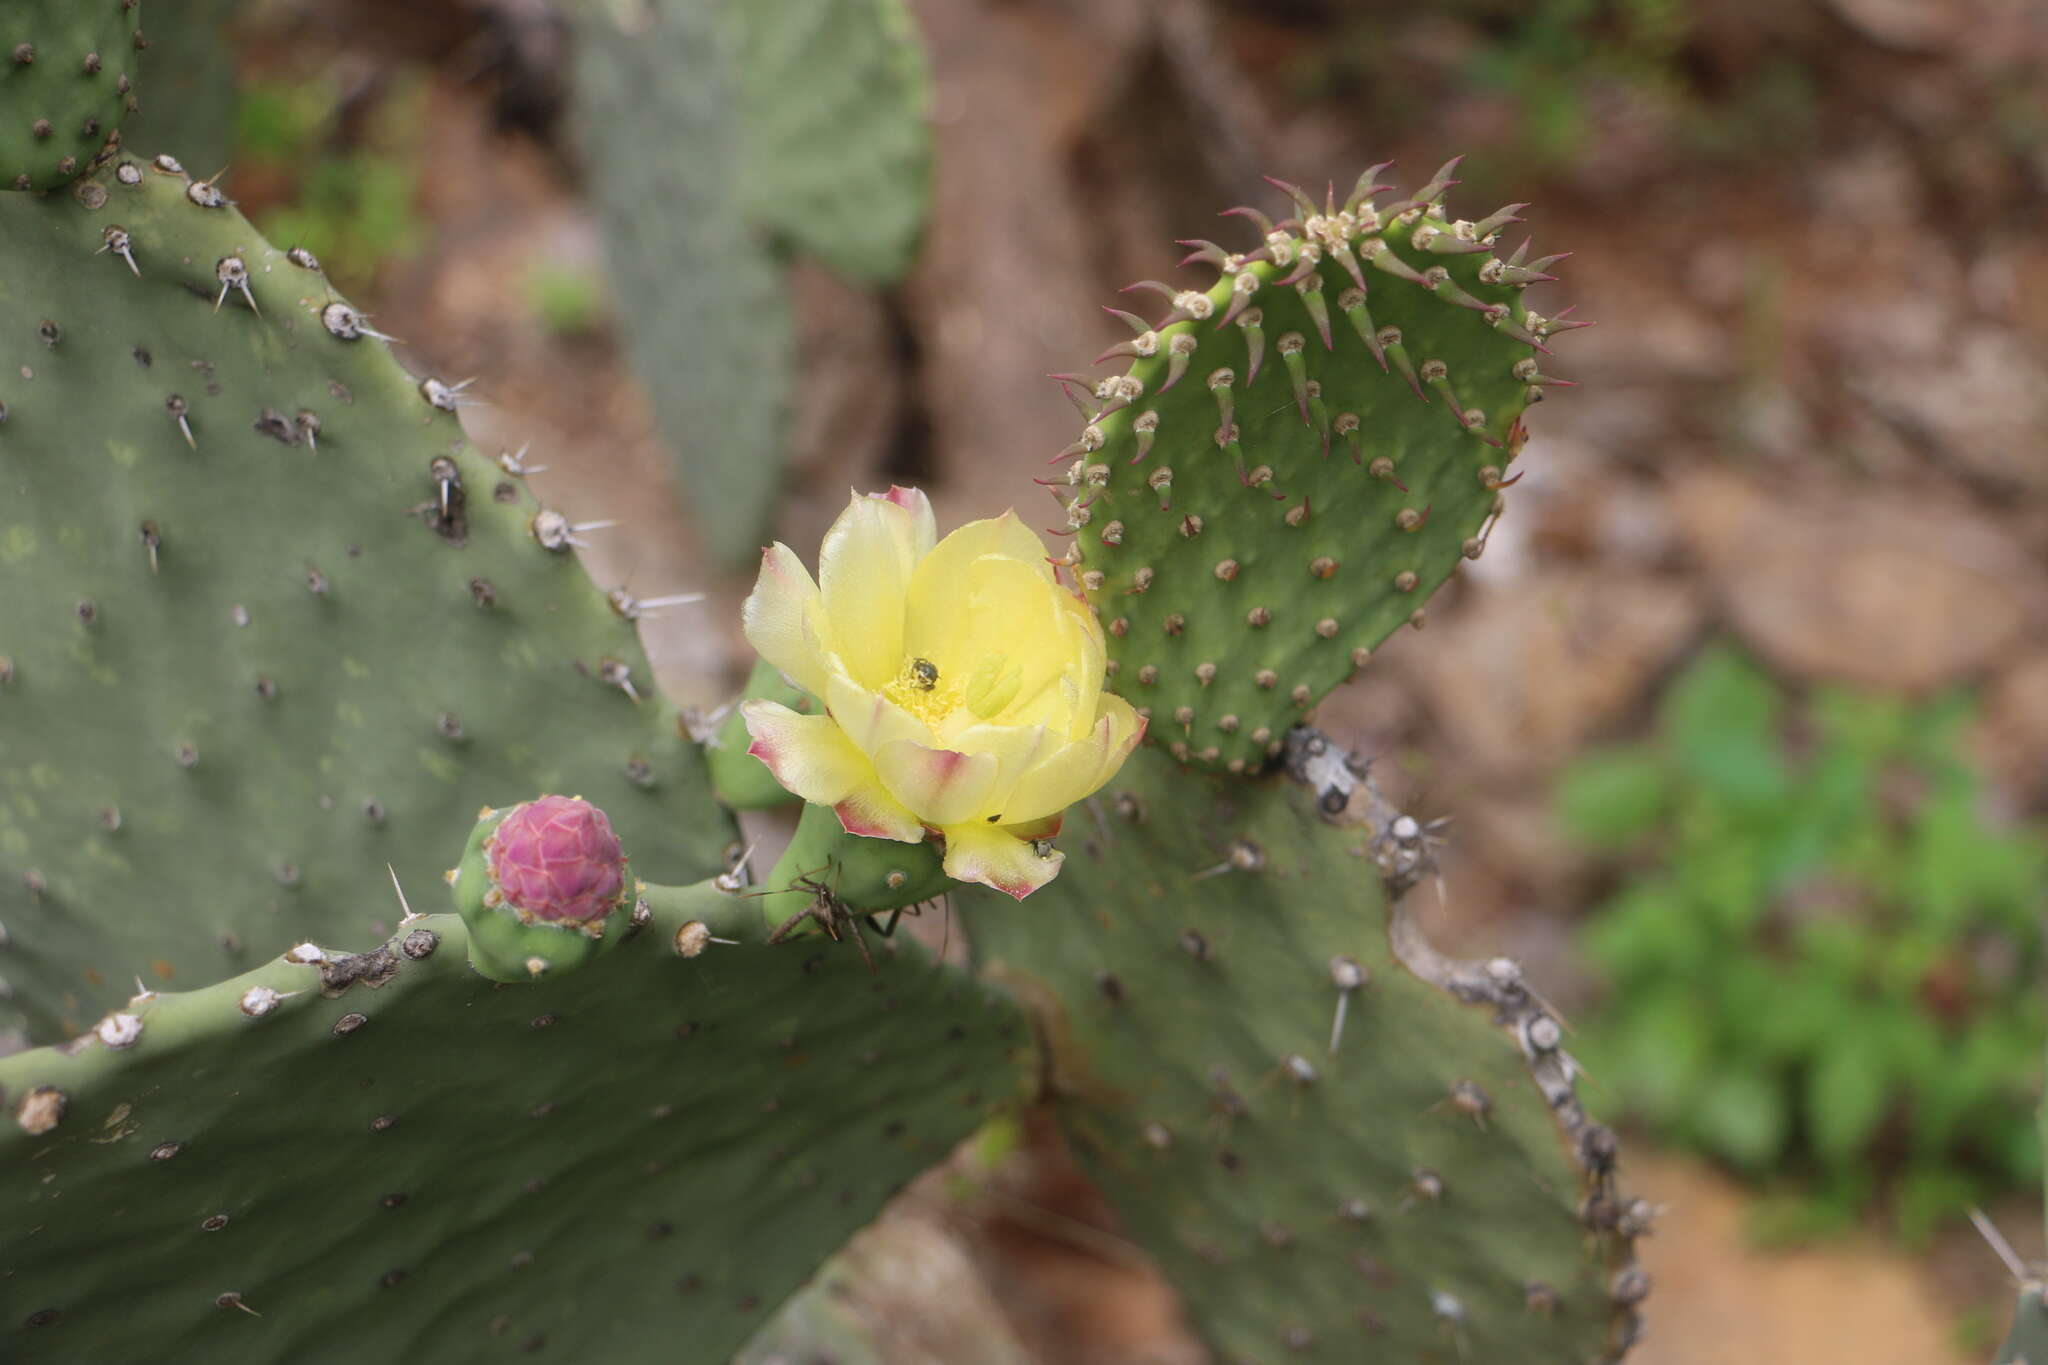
[740,487,1145,899]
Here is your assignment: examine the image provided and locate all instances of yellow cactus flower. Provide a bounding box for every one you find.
[741,487,1144,899]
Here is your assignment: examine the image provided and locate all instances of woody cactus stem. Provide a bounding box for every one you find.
[1052,162,1581,773]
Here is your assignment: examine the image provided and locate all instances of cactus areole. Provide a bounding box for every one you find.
[485,795,629,926]
[455,797,635,981]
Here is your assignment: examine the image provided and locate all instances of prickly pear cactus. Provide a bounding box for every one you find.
[1053,164,1579,772]
[0,856,1030,1362]
[570,0,932,567]
[0,159,730,1040]
[963,738,1646,1363]
[0,0,138,192]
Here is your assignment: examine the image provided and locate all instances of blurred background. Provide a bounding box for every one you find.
[139,0,2047,1358]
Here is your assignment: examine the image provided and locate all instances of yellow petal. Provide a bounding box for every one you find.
[999,695,1145,825]
[832,784,924,843]
[875,485,938,558]
[945,722,1056,819]
[943,556,1078,735]
[827,669,933,754]
[742,700,922,842]
[739,544,831,698]
[902,511,1055,667]
[872,739,998,828]
[819,491,921,689]
[740,699,869,804]
[941,822,1064,900]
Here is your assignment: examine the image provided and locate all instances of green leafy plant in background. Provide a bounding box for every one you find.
[1562,644,2045,1241]
[1261,0,1816,178]
[237,73,428,292]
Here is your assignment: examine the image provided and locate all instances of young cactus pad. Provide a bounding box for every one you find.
[1055,163,1579,772]
[0,0,137,192]
[0,872,1031,1362]
[962,741,1644,1362]
[0,159,730,1041]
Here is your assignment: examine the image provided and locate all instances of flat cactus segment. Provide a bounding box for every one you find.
[0,160,730,1041]
[0,881,1032,1363]
[725,0,932,285]
[117,0,238,178]
[0,0,136,191]
[1056,165,1576,772]
[961,741,1641,1363]
[571,0,794,569]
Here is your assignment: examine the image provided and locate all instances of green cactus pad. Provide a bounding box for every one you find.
[726,0,931,285]
[1055,163,1579,772]
[706,658,810,810]
[962,741,1643,1363]
[755,802,952,941]
[0,0,137,192]
[571,0,794,570]
[0,880,1030,1363]
[0,160,730,1041]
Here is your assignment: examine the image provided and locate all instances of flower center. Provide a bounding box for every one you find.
[881,653,1024,728]
[883,656,962,727]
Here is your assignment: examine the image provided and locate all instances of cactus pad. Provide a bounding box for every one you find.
[0,159,729,1040]
[1053,163,1579,772]
[571,0,793,569]
[0,0,137,192]
[725,0,931,285]
[962,740,1643,1362]
[0,877,1030,1362]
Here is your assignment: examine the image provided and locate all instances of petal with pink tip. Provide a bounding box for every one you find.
[872,739,998,829]
[740,544,832,698]
[941,822,1063,900]
[873,485,937,558]
[740,699,870,805]
[834,784,923,843]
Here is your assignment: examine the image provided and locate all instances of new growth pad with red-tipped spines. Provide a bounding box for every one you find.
[1049,161,1582,773]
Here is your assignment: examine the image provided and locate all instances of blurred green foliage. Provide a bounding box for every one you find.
[237,74,427,291]
[525,261,609,338]
[1276,0,1816,177]
[1560,644,2044,1242]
